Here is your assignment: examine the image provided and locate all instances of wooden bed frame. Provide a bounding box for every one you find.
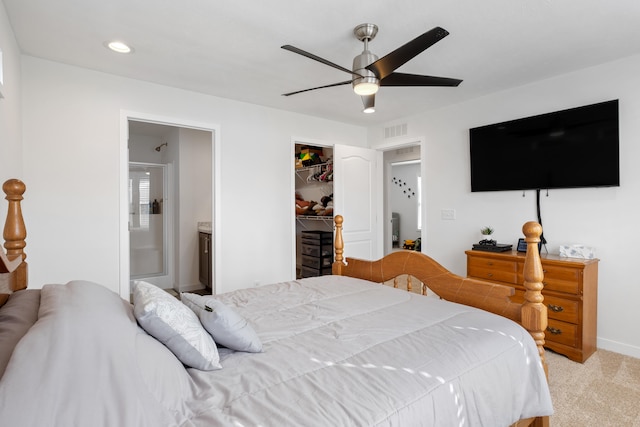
[1,180,549,426]
[333,214,549,427]
[0,179,28,307]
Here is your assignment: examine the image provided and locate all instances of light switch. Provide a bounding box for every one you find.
[441,209,456,220]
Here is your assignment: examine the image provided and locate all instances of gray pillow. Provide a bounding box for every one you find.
[181,293,263,353]
[133,281,221,370]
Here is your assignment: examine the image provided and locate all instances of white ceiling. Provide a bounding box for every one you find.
[4,0,640,126]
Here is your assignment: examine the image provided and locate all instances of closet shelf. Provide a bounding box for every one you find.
[296,215,334,221]
[295,160,332,173]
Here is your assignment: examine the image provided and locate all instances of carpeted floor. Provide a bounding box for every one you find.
[546,349,640,426]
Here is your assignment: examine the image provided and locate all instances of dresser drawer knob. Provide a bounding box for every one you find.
[548,304,564,313]
[486,262,494,266]
[486,273,493,278]
[546,326,562,335]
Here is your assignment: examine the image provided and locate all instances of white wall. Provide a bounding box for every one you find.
[20,56,367,295]
[176,127,211,291]
[0,2,21,182]
[368,53,640,358]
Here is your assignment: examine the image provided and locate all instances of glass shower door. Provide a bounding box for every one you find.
[129,163,167,279]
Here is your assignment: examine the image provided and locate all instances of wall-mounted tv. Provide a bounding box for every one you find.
[469,99,619,192]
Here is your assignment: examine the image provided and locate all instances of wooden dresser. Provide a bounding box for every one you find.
[466,250,598,363]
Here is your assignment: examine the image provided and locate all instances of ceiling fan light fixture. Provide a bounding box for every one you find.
[362,94,375,114]
[352,48,379,96]
[353,79,379,96]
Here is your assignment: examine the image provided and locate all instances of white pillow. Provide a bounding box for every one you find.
[181,293,263,353]
[133,281,221,370]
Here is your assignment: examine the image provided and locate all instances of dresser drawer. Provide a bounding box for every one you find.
[510,291,579,324]
[545,294,579,324]
[543,265,582,294]
[467,257,518,284]
[518,263,581,294]
[546,318,578,348]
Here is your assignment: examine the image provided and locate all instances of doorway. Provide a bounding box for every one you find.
[380,140,423,256]
[119,111,220,300]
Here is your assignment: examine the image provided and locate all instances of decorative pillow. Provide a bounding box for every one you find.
[0,290,41,378]
[133,281,221,370]
[181,293,263,353]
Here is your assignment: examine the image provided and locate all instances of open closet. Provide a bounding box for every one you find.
[294,144,334,278]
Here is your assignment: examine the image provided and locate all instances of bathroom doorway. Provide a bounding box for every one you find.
[120,113,219,300]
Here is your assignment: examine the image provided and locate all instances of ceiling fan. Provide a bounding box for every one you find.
[281,23,462,113]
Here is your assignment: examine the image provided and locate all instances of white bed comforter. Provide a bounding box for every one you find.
[190,275,553,426]
[0,276,552,427]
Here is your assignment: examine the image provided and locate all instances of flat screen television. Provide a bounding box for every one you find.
[469,99,619,192]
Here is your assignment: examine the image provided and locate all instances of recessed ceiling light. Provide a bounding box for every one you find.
[105,41,133,54]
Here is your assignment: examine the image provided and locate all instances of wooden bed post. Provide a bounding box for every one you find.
[332,215,345,275]
[2,179,28,293]
[521,221,548,378]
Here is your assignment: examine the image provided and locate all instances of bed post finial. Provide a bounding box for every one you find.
[2,179,28,291]
[521,221,548,377]
[332,215,345,274]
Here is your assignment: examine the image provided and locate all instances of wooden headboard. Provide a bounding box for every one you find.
[0,179,28,306]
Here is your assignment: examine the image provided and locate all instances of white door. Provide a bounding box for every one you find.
[333,144,383,261]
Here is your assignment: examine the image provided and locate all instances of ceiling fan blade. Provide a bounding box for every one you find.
[380,72,462,87]
[366,27,450,80]
[281,45,358,77]
[282,80,353,96]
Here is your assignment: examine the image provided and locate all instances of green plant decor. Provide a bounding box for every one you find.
[480,226,494,236]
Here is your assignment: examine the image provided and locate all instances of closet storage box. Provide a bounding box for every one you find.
[301,254,332,269]
[300,239,332,258]
[300,230,333,278]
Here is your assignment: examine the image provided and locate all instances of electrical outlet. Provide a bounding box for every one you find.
[441,209,456,220]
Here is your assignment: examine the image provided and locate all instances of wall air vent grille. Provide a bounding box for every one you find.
[384,123,408,139]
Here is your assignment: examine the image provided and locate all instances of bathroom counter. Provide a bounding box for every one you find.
[198,221,212,234]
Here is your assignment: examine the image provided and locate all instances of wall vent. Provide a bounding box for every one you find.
[384,123,408,139]
[395,146,416,155]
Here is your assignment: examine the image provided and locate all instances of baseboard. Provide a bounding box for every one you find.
[598,337,640,359]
